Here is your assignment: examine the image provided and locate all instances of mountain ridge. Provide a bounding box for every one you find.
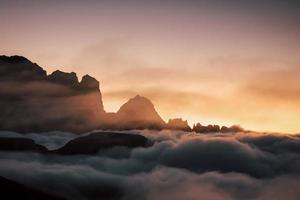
[0,55,167,133]
[0,55,243,133]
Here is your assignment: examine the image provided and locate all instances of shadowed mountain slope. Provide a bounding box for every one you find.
[0,55,167,133]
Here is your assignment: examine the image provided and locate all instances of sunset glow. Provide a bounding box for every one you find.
[1,0,300,133]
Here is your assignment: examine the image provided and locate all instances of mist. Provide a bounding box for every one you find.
[0,130,299,200]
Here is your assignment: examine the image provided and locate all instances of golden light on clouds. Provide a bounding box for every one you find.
[1,0,300,133]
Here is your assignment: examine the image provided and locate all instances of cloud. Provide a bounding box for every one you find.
[0,130,300,199]
[242,68,300,102]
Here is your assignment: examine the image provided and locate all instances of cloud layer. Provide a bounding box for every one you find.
[0,130,299,199]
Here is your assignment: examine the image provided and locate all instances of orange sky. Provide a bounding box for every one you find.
[1,0,300,133]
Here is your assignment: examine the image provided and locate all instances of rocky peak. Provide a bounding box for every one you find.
[0,55,31,64]
[167,118,191,131]
[80,74,99,91]
[117,95,165,125]
[118,95,155,114]
[0,55,46,80]
[48,70,79,86]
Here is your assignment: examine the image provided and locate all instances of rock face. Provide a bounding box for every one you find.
[55,132,152,155]
[193,123,220,133]
[0,55,105,133]
[114,95,165,129]
[0,55,167,133]
[48,70,79,87]
[166,118,191,131]
[0,55,46,81]
[80,75,100,92]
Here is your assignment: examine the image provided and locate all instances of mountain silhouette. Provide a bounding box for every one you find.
[114,95,165,129]
[0,55,242,133]
[0,55,167,133]
[0,55,46,81]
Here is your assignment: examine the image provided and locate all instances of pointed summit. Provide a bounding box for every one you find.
[80,74,99,91]
[116,95,165,129]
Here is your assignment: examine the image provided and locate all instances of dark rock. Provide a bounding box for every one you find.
[55,132,152,155]
[80,75,100,92]
[166,118,191,131]
[0,55,46,81]
[0,55,167,133]
[220,125,244,133]
[48,70,79,87]
[193,123,220,133]
[0,55,105,133]
[115,95,165,129]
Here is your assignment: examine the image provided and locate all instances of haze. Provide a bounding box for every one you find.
[1,0,300,133]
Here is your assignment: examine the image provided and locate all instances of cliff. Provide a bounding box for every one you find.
[0,55,105,132]
[0,55,166,133]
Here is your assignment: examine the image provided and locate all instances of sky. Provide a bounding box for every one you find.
[1,0,300,133]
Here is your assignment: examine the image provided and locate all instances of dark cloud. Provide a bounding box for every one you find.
[0,130,300,199]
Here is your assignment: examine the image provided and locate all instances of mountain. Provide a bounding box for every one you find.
[114,95,165,129]
[0,55,106,133]
[0,55,46,81]
[0,55,166,133]
[166,118,191,131]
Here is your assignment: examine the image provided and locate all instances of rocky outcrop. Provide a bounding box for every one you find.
[0,55,46,81]
[113,95,165,129]
[80,75,100,92]
[192,123,244,133]
[220,125,244,133]
[166,118,191,131]
[0,55,168,133]
[48,70,79,87]
[193,123,220,133]
[0,55,105,133]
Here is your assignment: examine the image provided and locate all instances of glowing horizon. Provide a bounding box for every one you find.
[1,0,300,134]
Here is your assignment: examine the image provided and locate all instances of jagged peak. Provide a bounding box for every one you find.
[80,74,99,91]
[117,94,165,124]
[50,70,77,77]
[48,70,79,85]
[0,55,47,80]
[0,55,31,63]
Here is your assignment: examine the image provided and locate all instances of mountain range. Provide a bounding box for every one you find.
[0,55,174,133]
[0,55,241,133]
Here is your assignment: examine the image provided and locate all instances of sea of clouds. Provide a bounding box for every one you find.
[0,130,300,200]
